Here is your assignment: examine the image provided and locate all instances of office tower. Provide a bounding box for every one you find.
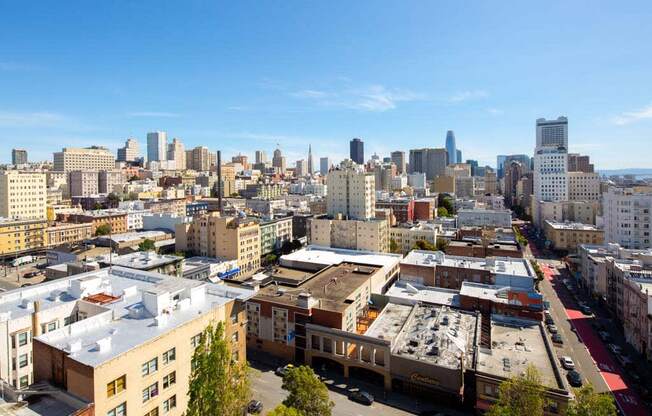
[568,172,600,201]
[496,155,508,178]
[296,159,307,177]
[320,157,331,175]
[466,159,479,176]
[391,151,406,174]
[498,154,531,178]
[117,138,139,162]
[326,166,375,220]
[504,160,525,207]
[350,138,364,164]
[603,188,652,249]
[166,138,186,170]
[456,149,462,165]
[568,153,594,173]
[306,144,313,174]
[146,131,168,162]
[484,170,497,194]
[188,146,212,171]
[231,154,249,170]
[533,148,568,202]
[445,130,457,164]
[373,163,395,192]
[536,117,568,149]
[255,150,267,164]
[53,147,115,172]
[11,149,28,165]
[0,171,47,220]
[408,148,448,180]
[272,147,286,172]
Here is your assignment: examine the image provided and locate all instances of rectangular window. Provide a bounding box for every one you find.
[19,375,28,389]
[17,332,29,347]
[163,371,176,389]
[162,348,176,365]
[107,375,126,397]
[107,403,126,416]
[191,333,202,348]
[18,354,28,368]
[142,382,159,402]
[163,395,177,413]
[142,358,158,377]
[144,408,159,416]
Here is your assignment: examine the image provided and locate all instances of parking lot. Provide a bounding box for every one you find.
[0,257,48,291]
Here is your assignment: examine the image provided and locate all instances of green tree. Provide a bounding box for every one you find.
[265,253,278,265]
[107,192,122,203]
[186,322,250,416]
[267,404,302,416]
[437,193,455,215]
[138,239,156,252]
[437,206,449,217]
[413,239,437,251]
[566,385,617,416]
[282,366,333,416]
[436,238,449,251]
[389,238,400,253]
[93,202,103,211]
[487,365,546,416]
[95,224,111,236]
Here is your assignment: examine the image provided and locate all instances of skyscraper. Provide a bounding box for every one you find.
[350,138,364,164]
[391,151,406,174]
[498,154,531,178]
[445,130,457,165]
[320,157,331,175]
[117,139,139,162]
[272,147,286,172]
[255,150,267,164]
[456,149,462,165]
[536,117,568,149]
[11,149,28,165]
[147,131,167,162]
[408,148,448,180]
[307,144,314,174]
[167,138,186,170]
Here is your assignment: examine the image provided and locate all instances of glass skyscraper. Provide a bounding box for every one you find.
[445,130,457,165]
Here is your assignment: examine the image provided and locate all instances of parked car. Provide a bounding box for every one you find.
[547,324,559,334]
[23,271,43,279]
[544,312,554,324]
[580,305,593,315]
[567,370,583,387]
[598,331,611,342]
[247,400,263,414]
[560,356,575,370]
[348,390,374,405]
[552,333,563,344]
[608,344,623,355]
[275,364,294,377]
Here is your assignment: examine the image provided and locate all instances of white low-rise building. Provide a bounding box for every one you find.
[457,209,512,228]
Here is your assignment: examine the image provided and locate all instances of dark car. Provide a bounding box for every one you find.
[567,370,583,387]
[552,333,563,344]
[348,390,374,405]
[580,305,593,315]
[247,400,263,414]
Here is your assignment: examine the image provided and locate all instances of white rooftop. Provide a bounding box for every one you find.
[96,230,169,244]
[280,245,402,270]
[105,251,182,269]
[545,220,600,231]
[401,250,532,278]
[0,267,254,368]
[385,280,460,307]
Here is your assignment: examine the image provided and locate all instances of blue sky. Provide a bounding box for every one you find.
[1,1,651,168]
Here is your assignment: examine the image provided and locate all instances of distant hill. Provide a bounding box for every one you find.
[598,168,652,176]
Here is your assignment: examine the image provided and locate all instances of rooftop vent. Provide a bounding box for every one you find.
[69,339,82,353]
[95,336,111,352]
[20,299,33,310]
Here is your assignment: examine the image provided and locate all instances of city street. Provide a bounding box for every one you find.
[249,359,471,416]
[520,224,649,416]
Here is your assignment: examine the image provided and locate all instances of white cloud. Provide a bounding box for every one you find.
[291,84,424,112]
[449,90,489,103]
[127,111,181,118]
[0,111,65,126]
[612,104,652,125]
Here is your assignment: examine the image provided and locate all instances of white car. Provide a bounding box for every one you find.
[560,356,575,370]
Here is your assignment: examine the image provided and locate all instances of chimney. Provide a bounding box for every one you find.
[32,300,41,336]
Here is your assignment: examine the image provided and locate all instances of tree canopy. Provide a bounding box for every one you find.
[413,239,437,251]
[566,385,617,416]
[138,239,156,252]
[281,366,333,416]
[267,404,303,416]
[95,224,111,236]
[487,365,546,416]
[186,322,250,416]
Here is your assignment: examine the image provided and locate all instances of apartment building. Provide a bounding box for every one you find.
[62,211,128,235]
[176,213,261,279]
[622,277,652,359]
[116,138,139,162]
[0,171,47,220]
[53,147,115,172]
[309,217,389,253]
[567,171,600,201]
[98,170,127,194]
[18,267,254,415]
[457,209,512,228]
[0,218,47,257]
[259,216,293,256]
[603,187,652,249]
[543,221,604,252]
[69,171,99,197]
[389,223,439,255]
[326,165,375,220]
[45,222,93,248]
[376,199,415,224]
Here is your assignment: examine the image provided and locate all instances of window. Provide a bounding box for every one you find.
[163,395,177,413]
[41,321,58,333]
[144,408,159,416]
[142,358,158,377]
[162,348,175,365]
[18,354,28,368]
[19,375,28,388]
[17,331,29,347]
[191,333,202,348]
[107,375,126,397]
[142,382,159,402]
[107,403,126,416]
[163,371,176,389]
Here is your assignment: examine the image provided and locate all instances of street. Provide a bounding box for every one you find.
[249,359,471,416]
[520,224,650,416]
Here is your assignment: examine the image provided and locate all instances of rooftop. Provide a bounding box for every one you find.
[0,267,254,368]
[280,245,401,271]
[476,315,564,390]
[545,221,600,231]
[253,262,379,312]
[95,230,170,244]
[401,250,532,278]
[104,251,182,269]
[385,280,460,307]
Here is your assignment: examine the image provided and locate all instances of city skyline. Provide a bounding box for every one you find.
[1,2,652,168]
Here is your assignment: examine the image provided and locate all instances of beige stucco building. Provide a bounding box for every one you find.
[0,170,47,220]
[309,217,389,253]
[543,220,604,252]
[53,147,116,172]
